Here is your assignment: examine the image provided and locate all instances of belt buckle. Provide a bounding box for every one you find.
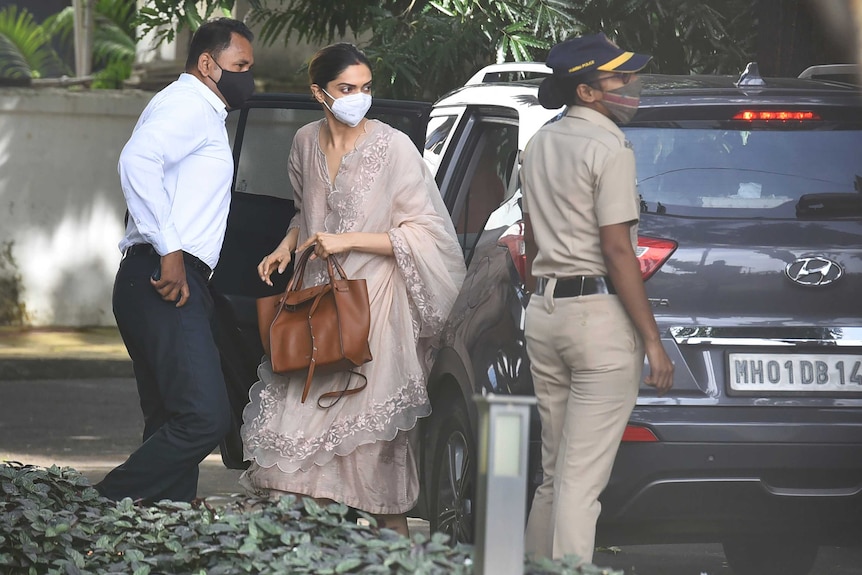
[579,276,585,296]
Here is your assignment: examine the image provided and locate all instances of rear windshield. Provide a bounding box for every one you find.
[625,127,862,217]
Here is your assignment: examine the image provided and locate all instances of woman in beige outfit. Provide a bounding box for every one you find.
[239,43,465,535]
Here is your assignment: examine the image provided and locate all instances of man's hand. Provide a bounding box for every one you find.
[151,251,189,307]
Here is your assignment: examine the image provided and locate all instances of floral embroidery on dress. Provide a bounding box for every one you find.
[245,372,428,463]
[325,125,392,234]
[390,230,447,337]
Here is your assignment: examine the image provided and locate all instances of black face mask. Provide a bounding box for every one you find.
[211,58,254,109]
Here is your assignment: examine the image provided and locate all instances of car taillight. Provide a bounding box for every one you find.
[621,424,659,442]
[499,225,676,283]
[732,110,821,121]
[636,236,677,281]
[498,222,526,282]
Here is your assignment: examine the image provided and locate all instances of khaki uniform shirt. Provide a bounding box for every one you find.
[522,106,640,279]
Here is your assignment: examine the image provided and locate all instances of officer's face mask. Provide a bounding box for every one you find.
[210,56,255,109]
[321,88,372,128]
[598,75,643,124]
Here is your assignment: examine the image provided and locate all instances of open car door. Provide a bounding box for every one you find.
[211,94,431,469]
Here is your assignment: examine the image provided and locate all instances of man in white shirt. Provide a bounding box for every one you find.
[95,18,255,503]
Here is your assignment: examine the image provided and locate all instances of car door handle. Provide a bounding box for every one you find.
[762,483,862,497]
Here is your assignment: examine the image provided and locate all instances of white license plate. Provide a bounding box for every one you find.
[728,353,862,393]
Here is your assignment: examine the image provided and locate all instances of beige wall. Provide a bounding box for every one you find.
[0,88,152,326]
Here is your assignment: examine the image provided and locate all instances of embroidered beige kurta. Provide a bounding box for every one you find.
[240,119,465,514]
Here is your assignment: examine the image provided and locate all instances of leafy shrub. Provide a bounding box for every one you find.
[0,462,621,574]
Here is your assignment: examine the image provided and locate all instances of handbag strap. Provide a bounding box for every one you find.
[299,287,327,404]
[286,245,315,293]
[287,244,350,294]
[317,371,368,409]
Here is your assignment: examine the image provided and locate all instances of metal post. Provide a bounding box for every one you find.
[73,0,94,78]
[473,393,536,575]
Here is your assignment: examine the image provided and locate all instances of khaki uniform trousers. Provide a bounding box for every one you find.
[523,282,643,564]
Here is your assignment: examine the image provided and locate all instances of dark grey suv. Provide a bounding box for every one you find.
[212,64,862,575]
[420,64,862,575]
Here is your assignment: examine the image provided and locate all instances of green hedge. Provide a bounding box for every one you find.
[0,462,622,574]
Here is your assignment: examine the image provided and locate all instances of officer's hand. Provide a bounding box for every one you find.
[644,340,674,396]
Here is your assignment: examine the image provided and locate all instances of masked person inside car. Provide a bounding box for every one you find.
[521,33,675,564]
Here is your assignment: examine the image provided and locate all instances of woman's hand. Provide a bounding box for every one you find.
[297,232,354,260]
[258,247,292,286]
[643,339,674,396]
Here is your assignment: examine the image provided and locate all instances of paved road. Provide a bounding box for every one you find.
[2,377,860,575]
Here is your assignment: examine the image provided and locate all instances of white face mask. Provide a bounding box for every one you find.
[321,88,372,127]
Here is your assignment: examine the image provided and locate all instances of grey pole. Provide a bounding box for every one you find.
[72,0,94,78]
[473,393,536,575]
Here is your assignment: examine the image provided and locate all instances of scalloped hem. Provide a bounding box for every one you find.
[243,402,430,474]
[239,428,420,515]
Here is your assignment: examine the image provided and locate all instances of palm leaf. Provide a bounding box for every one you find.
[0,5,67,79]
[92,24,135,68]
[45,1,136,76]
[0,32,31,79]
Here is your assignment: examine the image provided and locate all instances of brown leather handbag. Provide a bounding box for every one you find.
[256,245,373,406]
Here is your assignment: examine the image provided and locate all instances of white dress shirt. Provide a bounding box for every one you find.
[118,73,232,269]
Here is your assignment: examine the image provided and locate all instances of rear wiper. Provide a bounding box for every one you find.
[795,193,862,218]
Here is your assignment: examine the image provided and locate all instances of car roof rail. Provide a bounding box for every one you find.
[797,63,859,82]
[464,62,552,85]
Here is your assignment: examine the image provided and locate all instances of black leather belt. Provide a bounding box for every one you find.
[123,244,213,283]
[535,276,616,298]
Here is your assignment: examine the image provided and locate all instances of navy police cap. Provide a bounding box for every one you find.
[546,33,651,78]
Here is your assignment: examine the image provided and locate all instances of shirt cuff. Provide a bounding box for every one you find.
[148,224,183,256]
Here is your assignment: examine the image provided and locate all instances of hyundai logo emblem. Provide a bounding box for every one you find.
[785,257,843,287]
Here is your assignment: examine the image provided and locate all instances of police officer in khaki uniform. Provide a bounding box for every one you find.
[521,33,674,564]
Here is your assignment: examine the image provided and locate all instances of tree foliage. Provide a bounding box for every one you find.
[44,0,138,88]
[575,0,754,75]
[0,5,68,81]
[137,0,756,99]
[136,0,236,45]
[0,1,138,88]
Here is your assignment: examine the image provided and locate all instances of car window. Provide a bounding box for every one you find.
[626,126,862,216]
[446,121,519,243]
[424,114,459,176]
[426,115,457,156]
[228,106,431,200]
[228,107,320,200]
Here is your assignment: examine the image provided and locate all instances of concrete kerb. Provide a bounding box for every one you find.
[0,326,132,380]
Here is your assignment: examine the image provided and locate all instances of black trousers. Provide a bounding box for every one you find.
[96,250,230,502]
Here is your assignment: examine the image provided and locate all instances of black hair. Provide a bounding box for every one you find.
[537,71,604,109]
[185,18,254,71]
[308,43,372,88]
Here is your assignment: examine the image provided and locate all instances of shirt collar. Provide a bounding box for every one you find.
[177,73,228,119]
[565,105,626,140]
